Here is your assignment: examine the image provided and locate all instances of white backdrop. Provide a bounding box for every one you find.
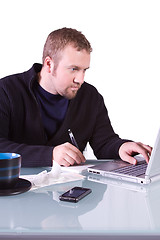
[0,0,160,152]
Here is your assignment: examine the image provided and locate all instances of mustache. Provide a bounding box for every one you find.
[71,82,81,88]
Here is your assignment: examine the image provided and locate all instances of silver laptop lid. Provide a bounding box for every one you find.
[146,128,160,177]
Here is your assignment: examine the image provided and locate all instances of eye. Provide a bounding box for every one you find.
[71,67,78,71]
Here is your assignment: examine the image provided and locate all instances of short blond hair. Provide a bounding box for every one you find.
[42,27,92,67]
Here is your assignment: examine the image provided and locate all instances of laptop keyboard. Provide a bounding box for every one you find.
[111,161,147,177]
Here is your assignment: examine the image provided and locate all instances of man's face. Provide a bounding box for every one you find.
[51,45,90,99]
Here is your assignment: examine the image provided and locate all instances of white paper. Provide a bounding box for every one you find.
[20,161,85,190]
[61,163,94,173]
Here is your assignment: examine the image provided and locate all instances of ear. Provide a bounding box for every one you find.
[44,56,55,73]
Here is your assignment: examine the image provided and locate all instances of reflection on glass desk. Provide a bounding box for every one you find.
[1,167,160,239]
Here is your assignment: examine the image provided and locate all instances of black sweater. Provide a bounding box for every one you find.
[0,63,128,167]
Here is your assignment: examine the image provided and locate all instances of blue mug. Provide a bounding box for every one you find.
[0,153,21,189]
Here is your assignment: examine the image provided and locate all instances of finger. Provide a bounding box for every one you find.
[121,152,137,165]
[61,152,86,167]
[142,144,152,156]
[137,142,152,153]
[136,143,152,163]
[53,142,86,166]
[67,144,86,164]
[140,150,150,163]
[62,154,76,166]
[67,148,86,165]
[55,158,71,167]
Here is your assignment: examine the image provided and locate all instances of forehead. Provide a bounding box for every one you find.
[58,45,90,67]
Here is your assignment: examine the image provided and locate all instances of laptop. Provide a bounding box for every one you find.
[88,128,160,184]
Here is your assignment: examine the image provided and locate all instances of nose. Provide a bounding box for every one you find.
[74,71,85,85]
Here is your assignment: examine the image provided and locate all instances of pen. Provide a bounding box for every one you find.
[68,129,79,149]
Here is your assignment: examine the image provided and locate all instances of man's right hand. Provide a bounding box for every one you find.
[52,142,86,167]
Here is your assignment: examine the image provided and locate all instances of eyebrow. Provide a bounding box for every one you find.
[68,65,90,70]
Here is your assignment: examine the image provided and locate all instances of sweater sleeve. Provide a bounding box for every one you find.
[0,83,53,167]
[89,93,130,159]
[0,138,53,167]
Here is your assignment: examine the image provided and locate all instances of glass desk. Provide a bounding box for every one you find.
[0,164,160,240]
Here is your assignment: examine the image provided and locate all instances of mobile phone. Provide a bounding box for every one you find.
[59,186,92,203]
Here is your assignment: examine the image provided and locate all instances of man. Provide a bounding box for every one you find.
[0,28,152,167]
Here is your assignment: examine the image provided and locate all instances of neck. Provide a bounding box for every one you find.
[38,66,57,95]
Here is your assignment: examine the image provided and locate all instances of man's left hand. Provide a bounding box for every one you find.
[119,142,152,165]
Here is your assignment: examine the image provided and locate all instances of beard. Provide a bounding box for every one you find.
[62,85,81,99]
[51,68,83,99]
